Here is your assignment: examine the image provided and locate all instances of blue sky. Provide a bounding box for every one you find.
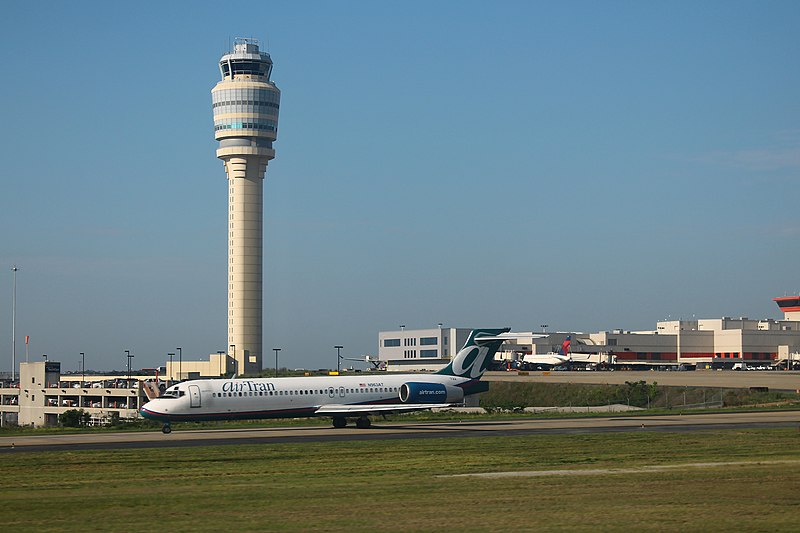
[1,1,799,372]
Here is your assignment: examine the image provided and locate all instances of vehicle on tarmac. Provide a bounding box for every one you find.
[140,328,509,434]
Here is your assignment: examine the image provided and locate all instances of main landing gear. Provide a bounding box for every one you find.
[162,423,172,434]
[331,416,372,429]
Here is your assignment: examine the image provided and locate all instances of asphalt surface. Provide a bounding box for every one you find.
[1,410,798,454]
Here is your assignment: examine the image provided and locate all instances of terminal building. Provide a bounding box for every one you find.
[377,297,800,371]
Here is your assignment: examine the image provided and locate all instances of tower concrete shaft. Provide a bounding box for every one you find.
[212,38,280,376]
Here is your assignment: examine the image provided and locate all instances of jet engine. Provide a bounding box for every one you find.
[399,382,464,404]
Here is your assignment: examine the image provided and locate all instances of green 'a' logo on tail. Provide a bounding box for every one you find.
[437,328,510,379]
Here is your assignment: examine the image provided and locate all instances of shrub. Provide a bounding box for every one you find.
[58,409,91,428]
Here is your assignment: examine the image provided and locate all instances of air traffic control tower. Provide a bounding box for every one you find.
[212,38,280,375]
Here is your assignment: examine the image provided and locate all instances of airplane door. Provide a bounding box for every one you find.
[328,387,335,399]
[189,385,201,408]
[338,387,345,398]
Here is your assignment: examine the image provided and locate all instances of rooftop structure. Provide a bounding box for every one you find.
[774,296,800,321]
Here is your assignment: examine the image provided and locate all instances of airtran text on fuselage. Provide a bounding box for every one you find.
[221,380,276,393]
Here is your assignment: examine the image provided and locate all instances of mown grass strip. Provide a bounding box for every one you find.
[1,428,799,531]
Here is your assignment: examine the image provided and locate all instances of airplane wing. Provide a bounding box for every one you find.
[315,403,454,416]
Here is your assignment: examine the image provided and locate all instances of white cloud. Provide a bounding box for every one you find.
[695,130,800,172]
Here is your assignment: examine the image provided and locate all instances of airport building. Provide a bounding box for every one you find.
[0,362,146,427]
[377,297,800,370]
[0,351,238,428]
[164,352,231,381]
[377,327,473,371]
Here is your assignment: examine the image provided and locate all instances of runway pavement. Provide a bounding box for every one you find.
[1,410,798,454]
[485,370,800,390]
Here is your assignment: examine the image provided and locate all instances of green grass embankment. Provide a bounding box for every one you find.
[480,380,800,411]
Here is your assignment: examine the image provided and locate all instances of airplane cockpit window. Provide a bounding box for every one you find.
[161,388,186,399]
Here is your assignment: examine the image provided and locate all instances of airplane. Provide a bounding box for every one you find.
[521,352,572,369]
[140,327,510,433]
[521,336,573,368]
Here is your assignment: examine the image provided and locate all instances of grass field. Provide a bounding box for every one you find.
[2,428,799,531]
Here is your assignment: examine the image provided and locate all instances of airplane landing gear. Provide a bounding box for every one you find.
[162,423,172,434]
[332,417,347,428]
[355,416,371,429]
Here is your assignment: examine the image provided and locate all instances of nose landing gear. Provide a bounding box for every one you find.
[162,423,172,434]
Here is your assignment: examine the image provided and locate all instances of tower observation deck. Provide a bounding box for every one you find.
[212,38,280,375]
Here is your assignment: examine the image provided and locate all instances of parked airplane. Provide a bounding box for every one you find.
[522,351,609,370]
[140,328,509,433]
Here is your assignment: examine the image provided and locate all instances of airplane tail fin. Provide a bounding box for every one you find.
[436,328,511,379]
[560,336,571,356]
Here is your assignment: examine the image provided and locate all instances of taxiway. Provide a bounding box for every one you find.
[1,410,797,454]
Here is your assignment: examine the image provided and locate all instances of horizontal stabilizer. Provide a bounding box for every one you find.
[475,332,548,341]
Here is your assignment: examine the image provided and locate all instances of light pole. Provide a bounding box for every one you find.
[126,351,134,386]
[335,345,343,373]
[273,348,281,378]
[80,352,85,388]
[11,265,18,382]
[177,347,182,382]
[168,353,175,382]
[217,351,224,377]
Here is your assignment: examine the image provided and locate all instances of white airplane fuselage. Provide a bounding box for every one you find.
[141,373,473,423]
